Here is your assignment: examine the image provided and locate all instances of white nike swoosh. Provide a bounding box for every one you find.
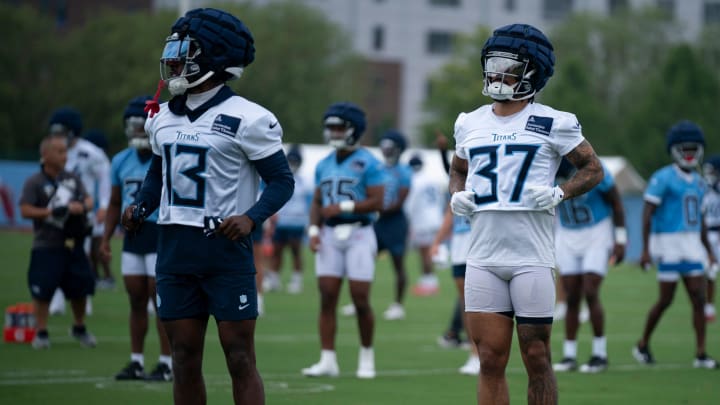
[238,304,250,310]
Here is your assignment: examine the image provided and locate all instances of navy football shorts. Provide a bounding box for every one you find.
[28,245,95,301]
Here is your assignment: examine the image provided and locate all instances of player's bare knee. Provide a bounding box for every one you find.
[225,348,255,379]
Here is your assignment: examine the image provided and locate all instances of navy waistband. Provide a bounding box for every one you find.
[709,226,720,232]
[324,217,371,227]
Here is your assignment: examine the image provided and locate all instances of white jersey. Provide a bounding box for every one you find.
[454,102,585,267]
[703,187,720,229]
[146,93,283,227]
[404,173,445,233]
[65,138,111,210]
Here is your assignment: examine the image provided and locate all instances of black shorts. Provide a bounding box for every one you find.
[27,245,95,301]
[156,271,258,321]
[374,212,409,257]
[272,226,304,244]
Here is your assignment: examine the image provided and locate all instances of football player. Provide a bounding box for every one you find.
[449,24,604,404]
[47,107,111,316]
[121,8,294,404]
[302,102,384,379]
[702,155,720,321]
[375,130,413,320]
[552,158,626,374]
[633,122,718,369]
[265,145,312,294]
[404,154,444,297]
[100,96,173,382]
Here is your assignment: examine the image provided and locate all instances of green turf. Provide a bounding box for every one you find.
[0,229,718,404]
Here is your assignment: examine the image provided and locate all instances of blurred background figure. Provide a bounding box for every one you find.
[19,134,97,349]
[374,130,412,321]
[264,144,312,294]
[47,107,111,316]
[84,128,115,290]
[99,95,172,382]
[404,153,444,296]
[701,155,720,322]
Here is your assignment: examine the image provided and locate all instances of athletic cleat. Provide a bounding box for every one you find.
[383,303,405,320]
[341,303,356,316]
[262,271,282,292]
[411,275,440,296]
[553,357,577,372]
[146,362,173,381]
[693,354,719,369]
[579,306,590,323]
[286,276,303,294]
[705,304,716,323]
[436,333,470,350]
[579,356,608,373]
[70,328,97,348]
[632,344,655,365]
[115,361,145,380]
[31,335,50,350]
[459,355,481,375]
[356,348,376,379]
[553,302,567,321]
[302,361,340,377]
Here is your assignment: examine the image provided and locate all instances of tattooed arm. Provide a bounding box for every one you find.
[449,153,469,195]
[561,140,603,200]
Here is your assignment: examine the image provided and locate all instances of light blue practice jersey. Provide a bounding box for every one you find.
[645,164,705,234]
[111,148,158,222]
[452,214,471,235]
[557,165,614,229]
[380,163,412,210]
[315,148,385,224]
[275,173,311,228]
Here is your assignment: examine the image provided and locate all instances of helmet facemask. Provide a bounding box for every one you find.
[125,116,151,150]
[482,51,536,101]
[670,142,704,170]
[323,116,357,150]
[160,33,216,96]
[380,139,402,166]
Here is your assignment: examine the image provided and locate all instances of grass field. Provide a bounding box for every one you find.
[0,229,718,404]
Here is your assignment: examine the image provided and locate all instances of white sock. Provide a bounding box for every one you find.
[159,355,172,369]
[291,272,302,282]
[359,346,374,365]
[705,303,716,315]
[131,353,144,367]
[563,340,577,359]
[592,336,607,358]
[320,349,337,364]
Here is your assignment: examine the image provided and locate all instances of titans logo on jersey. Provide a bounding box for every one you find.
[645,165,705,234]
[145,90,283,227]
[557,165,614,229]
[454,103,584,213]
[315,149,384,224]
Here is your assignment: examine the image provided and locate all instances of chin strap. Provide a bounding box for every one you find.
[144,80,166,118]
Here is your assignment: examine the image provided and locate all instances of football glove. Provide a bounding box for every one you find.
[708,263,719,281]
[203,216,224,239]
[526,185,564,210]
[450,190,476,217]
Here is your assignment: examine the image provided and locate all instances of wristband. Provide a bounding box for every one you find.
[307,225,320,238]
[339,200,355,213]
[614,227,627,245]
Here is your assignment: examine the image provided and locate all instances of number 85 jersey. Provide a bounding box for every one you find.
[454,103,584,213]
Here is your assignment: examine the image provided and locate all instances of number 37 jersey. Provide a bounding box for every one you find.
[454,102,584,213]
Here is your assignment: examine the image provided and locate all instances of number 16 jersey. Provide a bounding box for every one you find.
[453,102,584,267]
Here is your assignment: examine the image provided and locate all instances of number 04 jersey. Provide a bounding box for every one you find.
[453,102,584,267]
[146,88,283,228]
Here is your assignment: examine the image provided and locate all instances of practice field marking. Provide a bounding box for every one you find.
[0,362,691,389]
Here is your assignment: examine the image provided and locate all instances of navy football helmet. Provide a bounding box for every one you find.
[481,24,555,101]
[379,130,407,166]
[408,153,423,172]
[84,129,108,151]
[323,102,366,150]
[124,95,153,150]
[48,107,83,140]
[161,8,255,96]
[703,155,720,192]
[666,120,705,170]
